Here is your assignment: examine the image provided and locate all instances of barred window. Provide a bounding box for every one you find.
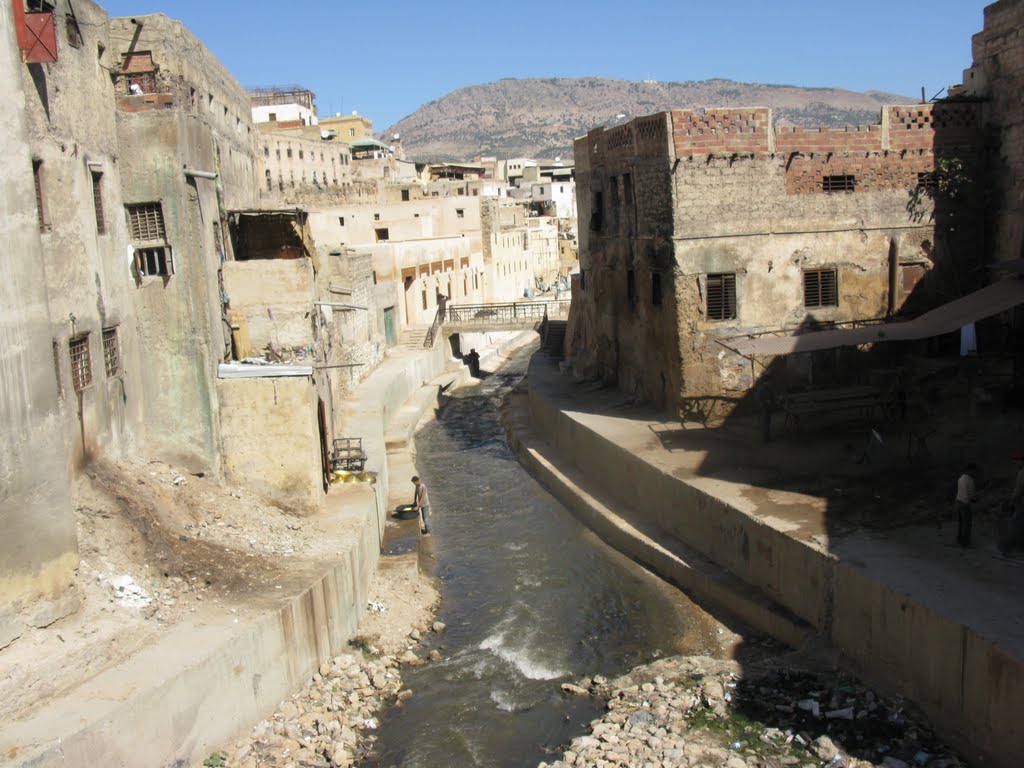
[822,174,856,193]
[69,335,92,392]
[917,172,937,192]
[125,202,166,242]
[102,327,120,376]
[804,269,838,308]
[706,273,737,321]
[92,172,106,234]
[136,247,174,277]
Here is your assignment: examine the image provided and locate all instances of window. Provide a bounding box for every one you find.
[338,216,345,226]
[706,273,737,321]
[623,173,632,203]
[276,148,281,160]
[803,269,838,308]
[33,160,45,233]
[375,228,389,242]
[125,202,166,242]
[263,146,269,157]
[372,271,378,285]
[590,191,603,232]
[374,213,380,221]
[822,174,856,192]
[269,112,277,122]
[69,335,92,392]
[627,269,637,310]
[136,247,174,277]
[299,149,304,160]
[265,170,272,192]
[287,147,293,159]
[402,190,410,202]
[456,208,464,218]
[91,171,105,234]
[349,128,355,137]
[652,272,662,306]
[421,289,428,310]
[52,340,63,401]
[102,327,120,376]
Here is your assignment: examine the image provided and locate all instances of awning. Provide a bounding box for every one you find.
[723,278,1024,357]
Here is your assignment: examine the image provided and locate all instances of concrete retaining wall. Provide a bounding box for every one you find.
[525,376,1023,767]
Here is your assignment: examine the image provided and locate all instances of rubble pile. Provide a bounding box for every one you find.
[218,650,404,768]
[218,621,446,768]
[545,656,967,768]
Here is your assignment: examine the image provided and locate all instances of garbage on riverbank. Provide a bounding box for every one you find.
[544,655,968,768]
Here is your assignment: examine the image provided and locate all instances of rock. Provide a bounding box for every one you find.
[726,757,747,768]
[428,649,442,661]
[561,683,589,696]
[431,621,446,633]
[810,735,839,761]
[627,710,655,726]
[409,629,421,641]
[701,680,725,704]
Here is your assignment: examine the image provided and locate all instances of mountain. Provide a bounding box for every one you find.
[383,77,913,162]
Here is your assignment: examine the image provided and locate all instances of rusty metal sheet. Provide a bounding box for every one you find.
[23,12,58,63]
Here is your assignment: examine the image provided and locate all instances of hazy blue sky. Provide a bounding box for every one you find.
[98,0,992,129]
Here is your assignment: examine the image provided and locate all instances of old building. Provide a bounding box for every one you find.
[569,104,983,417]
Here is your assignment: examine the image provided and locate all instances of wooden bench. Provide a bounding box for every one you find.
[782,386,886,431]
[331,438,367,472]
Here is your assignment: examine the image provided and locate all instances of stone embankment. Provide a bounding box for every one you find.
[217,621,447,768]
[546,656,966,768]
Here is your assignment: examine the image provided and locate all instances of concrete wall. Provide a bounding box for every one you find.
[526,378,1023,767]
[218,377,323,515]
[0,0,80,649]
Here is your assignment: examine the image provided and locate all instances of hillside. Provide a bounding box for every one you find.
[383,77,912,162]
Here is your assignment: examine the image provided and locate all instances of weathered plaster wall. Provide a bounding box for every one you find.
[19,0,145,470]
[224,260,315,354]
[257,133,352,197]
[0,0,79,649]
[218,377,323,515]
[570,104,983,416]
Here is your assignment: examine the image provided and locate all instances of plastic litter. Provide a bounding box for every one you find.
[797,698,821,717]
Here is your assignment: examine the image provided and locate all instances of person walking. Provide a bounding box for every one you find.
[955,463,978,547]
[412,476,431,535]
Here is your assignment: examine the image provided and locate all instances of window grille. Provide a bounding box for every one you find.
[33,160,45,232]
[69,335,92,391]
[102,327,120,376]
[706,273,737,321]
[52,340,63,400]
[917,172,937,192]
[803,269,838,308]
[126,202,166,242]
[92,172,105,234]
[822,175,856,192]
[136,247,174,277]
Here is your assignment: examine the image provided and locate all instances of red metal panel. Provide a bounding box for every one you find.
[23,12,58,63]
[12,0,31,52]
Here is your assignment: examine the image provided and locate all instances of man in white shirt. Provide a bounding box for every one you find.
[412,476,431,535]
[955,463,978,547]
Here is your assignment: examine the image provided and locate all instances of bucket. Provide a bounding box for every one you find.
[394,503,418,520]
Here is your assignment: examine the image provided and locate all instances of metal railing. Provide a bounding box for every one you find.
[446,299,571,326]
[423,305,445,348]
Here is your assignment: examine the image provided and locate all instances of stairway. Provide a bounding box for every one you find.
[542,320,567,356]
[396,325,429,350]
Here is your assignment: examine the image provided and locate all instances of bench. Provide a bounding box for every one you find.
[782,386,886,431]
[330,437,367,472]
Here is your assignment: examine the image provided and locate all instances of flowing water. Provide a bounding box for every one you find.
[364,342,721,767]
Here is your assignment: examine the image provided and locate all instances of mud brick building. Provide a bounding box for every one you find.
[569,102,984,419]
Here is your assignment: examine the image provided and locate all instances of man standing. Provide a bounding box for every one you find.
[955,463,978,547]
[412,476,431,535]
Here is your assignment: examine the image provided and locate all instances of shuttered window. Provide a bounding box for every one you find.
[803,269,838,308]
[706,273,737,321]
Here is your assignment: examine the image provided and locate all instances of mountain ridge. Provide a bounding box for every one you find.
[383,77,914,162]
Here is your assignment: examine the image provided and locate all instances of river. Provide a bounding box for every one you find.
[362,341,725,767]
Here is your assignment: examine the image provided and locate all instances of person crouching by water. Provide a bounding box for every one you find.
[412,476,431,535]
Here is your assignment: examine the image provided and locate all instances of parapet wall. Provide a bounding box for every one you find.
[577,102,983,169]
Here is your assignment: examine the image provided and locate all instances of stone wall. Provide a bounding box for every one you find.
[967,0,1024,264]
[257,132,352,198]
[223,260,316,355]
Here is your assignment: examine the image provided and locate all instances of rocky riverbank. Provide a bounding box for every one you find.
[545,655,968,768]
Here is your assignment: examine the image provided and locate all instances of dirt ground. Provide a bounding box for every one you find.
[0,457,439,728]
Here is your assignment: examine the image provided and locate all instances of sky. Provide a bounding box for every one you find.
[97,0,992,130]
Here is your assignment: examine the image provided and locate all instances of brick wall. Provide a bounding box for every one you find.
[672,108,771,156]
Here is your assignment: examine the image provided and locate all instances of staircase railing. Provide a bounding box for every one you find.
[423,305,445,348]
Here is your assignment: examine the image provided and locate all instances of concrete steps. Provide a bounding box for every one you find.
[396,326,429,350]
[542,320,566,356]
